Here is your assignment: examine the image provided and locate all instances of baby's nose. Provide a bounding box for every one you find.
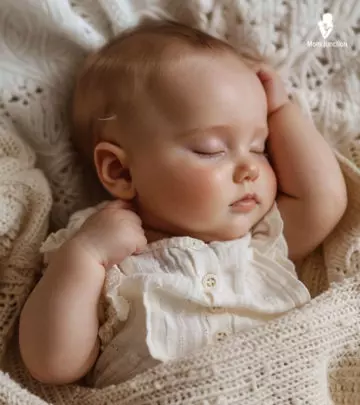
[234,163,259,183]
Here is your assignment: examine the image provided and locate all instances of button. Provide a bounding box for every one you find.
[202,274,217,289]
[209,306,224,314]
[215,331,229,342]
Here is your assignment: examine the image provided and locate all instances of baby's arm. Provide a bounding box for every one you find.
[19,201,147,385]
[19,240,105,384]
[258,68,347,261]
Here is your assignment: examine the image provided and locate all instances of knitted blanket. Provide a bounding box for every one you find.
[0,0,360,404]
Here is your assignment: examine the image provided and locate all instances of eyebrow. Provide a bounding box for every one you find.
[177,125,232,138]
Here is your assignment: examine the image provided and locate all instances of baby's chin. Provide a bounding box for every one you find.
[141,209,264,243]
[187,223,254,243]
[191,211,271,242]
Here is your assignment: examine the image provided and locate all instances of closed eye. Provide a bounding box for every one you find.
[193,150,225,157]
[251,150,269,158]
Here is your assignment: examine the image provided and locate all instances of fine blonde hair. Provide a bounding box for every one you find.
[71,20,260,163]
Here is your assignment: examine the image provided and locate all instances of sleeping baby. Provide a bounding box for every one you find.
[19,21,347,387]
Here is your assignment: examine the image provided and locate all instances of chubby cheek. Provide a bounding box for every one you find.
[262,163,278,204]
[170,166,224,217]
[134,157,225,221]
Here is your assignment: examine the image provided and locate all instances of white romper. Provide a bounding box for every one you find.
[41,203,310,387]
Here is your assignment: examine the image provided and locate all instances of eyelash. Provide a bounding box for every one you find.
[192,150,269,159]
[193,151,225,158]
[253,150,267,155]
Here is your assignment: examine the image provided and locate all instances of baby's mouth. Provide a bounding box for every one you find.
[230,193,259,213]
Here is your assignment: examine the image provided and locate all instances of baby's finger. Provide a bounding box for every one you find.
[257,68,288,114]
[133,233,148,255]
[121,210,143,226]
[257,68,273,84]
[104,199,133,210]
[256,67,277,96]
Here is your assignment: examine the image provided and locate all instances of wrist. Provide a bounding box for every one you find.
[268,98,291,119]
[43,239,106,290]
[268,99,293,127]
[50,237,107,281]
[66,234,106,268]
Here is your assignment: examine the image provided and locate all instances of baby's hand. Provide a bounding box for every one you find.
[257,66,289,116]
[70,200,147,269]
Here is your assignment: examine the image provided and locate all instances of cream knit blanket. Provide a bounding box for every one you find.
[0,0,360,404]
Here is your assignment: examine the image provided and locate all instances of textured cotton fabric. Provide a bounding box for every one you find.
[40,204,310,387]
[0,0,360,404]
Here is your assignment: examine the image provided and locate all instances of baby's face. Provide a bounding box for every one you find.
[126,52,277,241]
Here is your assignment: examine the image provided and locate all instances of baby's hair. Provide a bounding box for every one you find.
[71,20,261,163]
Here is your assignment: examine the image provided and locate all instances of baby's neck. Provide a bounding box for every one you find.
[144,228,172,244]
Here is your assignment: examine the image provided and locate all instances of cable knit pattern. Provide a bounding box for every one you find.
[0,0,359,404]
[0,125,52,362]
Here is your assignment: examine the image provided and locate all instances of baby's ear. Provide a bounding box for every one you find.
[93,142,136,200]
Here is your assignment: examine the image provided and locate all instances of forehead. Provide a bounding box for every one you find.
[148,52,268,133]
